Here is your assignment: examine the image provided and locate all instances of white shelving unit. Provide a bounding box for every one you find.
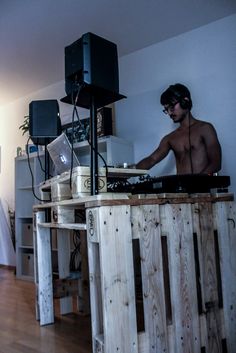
[15,135,134,280]
[73,135,135,167]
[15,152,45,280]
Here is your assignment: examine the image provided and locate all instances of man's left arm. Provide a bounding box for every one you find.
[201,123,222,174]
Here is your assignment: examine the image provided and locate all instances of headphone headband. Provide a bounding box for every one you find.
[160,83,192,110]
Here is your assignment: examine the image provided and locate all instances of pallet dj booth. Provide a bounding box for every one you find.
[33,169,236,353]
[31,32,236,353]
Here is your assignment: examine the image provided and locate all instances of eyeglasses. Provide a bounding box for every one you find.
[163,101,179,115]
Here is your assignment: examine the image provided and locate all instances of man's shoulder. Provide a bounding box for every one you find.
[161,129,181,147]
[193,119,218,137]
[162,129,178,140]
[195,118,213,126]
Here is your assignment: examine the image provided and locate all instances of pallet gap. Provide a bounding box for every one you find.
[161,235,172,325]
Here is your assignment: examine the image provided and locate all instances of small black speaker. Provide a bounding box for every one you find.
[29,100,62,145]
[61,32,126,108]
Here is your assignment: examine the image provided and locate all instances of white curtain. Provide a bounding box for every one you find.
[0,199,16,266]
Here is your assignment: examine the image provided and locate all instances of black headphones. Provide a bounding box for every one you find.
[179,97,191,109]
[168,86,192,110]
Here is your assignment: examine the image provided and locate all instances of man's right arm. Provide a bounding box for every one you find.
[136,136,171,170]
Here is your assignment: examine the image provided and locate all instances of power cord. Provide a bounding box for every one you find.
[70,85,109,179]
[26,137,51,202]
[188,115,194,174]
[69,230,81,273]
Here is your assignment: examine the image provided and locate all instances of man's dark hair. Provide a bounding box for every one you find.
[160,83,193,110]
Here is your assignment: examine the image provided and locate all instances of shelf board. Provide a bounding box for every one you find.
[18,245,34,250]
[38,222,87,230]
[17,274,34,281]
[16,186,34,190]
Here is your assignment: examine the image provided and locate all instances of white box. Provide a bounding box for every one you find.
[51,179,72,202]
[72,166,107,198]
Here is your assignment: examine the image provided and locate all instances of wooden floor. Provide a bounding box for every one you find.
[0,267,92,353]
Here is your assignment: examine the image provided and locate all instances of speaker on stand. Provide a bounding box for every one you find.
[61,32,126,195]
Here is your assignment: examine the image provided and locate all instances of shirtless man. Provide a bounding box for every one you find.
[136,83,222,175]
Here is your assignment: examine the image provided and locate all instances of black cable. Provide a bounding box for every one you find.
[26,137,51,202]
[64,84,109,192]
[37,146,53,179]
[72,99,109,178]
[69,230,81,272]
[37,146,45,172]
[68,84,85,189]
[188,115,194,174]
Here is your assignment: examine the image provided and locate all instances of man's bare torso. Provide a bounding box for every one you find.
[136,113,221,175]
[167,120,214,174]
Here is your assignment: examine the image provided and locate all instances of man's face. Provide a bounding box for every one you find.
[163,100,188,123]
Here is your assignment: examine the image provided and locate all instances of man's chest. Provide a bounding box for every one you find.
[170,130,204,154]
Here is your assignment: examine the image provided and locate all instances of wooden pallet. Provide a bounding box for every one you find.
[34,193,236,352]
[86,195,236,353]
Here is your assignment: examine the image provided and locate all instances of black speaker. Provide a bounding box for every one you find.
[61,32,126,108]
[29,100,62,145]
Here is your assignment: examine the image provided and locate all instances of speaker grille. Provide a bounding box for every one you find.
[29,100,62,145]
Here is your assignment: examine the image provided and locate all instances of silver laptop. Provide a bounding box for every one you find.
[47,132,80,175]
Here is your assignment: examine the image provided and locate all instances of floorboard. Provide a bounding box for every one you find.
[0,267,92,353]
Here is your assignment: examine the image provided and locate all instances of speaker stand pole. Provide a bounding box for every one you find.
[44,140,51,222]
[44,141,50,182]
[90,95,98,196]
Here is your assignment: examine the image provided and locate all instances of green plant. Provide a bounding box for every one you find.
[19,115,29,135]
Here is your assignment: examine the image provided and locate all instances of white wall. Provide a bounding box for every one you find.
[0,14,235,256]
[0,81,89,214]
[116,14,236,194]
[0,82,90,265]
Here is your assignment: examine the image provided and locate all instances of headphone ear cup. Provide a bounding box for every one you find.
[180,98,189,109]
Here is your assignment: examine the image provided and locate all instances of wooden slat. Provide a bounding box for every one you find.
[33,193,234,212]
[160,203,201,353]
[193,202,223,352]
[132,204,168,352]
[38,222,86,230]
[84,194,234,208]
[36,212,54,326]
[51,181,71,202]
[97,205,138,353]
[34,192,130,210]
[79,230,90,314]
[137,332,149,353]
[33,210,42,321]
[87,237,103,352]
[86,208,103,352]
[213,201,236,352]
[51,206,74,223]
[57,229,73,315]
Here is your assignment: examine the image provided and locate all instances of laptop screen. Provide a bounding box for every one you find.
[47,132,80,175]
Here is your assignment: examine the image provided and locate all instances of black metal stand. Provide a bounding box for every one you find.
[44,142,50,182]
[61,85,126,196]
[90,95,98,195]
[44,141,51,222]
